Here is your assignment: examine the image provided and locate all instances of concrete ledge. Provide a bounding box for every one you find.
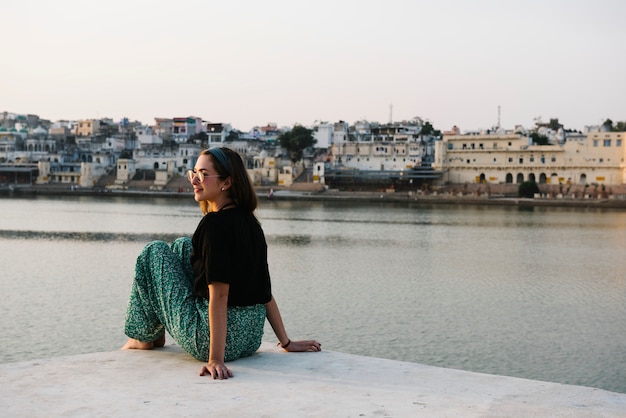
[1,342,625,417]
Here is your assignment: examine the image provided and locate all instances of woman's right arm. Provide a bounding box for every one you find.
[199,282,233,379]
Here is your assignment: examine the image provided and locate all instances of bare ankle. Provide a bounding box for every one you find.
[153,334,166,348]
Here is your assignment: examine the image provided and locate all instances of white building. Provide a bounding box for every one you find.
[313,123,333,149]
[136,126,163,148]
[329,122,432,171]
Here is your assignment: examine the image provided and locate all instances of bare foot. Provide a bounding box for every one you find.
[121,334,166,350]
[121,338,154,350]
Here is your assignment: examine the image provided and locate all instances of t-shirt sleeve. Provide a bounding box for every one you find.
[201,217,234,285]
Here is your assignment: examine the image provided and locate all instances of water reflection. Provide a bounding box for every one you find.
[0,229,182,243]
[269,234,312,246]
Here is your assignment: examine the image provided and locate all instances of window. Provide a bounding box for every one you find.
[593,140,598,147]
[604,140,611,147]
[530,156,535,162]
[508,157,513,163]
[519,158,523,164]
[551,156,556,162]
[618,139,622,146]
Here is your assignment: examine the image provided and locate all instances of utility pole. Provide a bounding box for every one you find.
[497,105,501,129]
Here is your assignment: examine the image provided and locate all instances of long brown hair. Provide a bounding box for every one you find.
[198,147,258,215]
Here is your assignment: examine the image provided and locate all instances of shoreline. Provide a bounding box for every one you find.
[3,183,626,209]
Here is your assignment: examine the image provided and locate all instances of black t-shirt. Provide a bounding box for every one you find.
[191,207,272,306]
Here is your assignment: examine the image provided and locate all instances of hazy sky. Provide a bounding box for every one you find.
[2,0,624,132]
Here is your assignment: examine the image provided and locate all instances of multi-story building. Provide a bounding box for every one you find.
[0,129,22,162]
[25,126,56,161]
[433,130,626,186]
[136,126,163,148]
[153,118,174,142]
[75,119,102,137]
[329,122,434,171]
[49,122,73,140]
[172,117,203,143]
[205,123,232,144]
[312,123,333,149]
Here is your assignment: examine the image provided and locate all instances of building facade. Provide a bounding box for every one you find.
[329,122,434,171]
[433,131,626,186]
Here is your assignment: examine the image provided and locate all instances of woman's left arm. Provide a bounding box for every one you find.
[266,296,321,352]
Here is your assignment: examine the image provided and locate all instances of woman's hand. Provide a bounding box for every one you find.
[281,339,322,352]
[199,360,233,379]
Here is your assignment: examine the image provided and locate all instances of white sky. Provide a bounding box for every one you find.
[2,0,624,132]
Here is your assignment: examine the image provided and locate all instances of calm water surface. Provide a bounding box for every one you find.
[1,195,625,394]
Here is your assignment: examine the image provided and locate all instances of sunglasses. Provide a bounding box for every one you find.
[186,169,221,183]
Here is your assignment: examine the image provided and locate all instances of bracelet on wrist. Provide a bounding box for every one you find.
[280,339,291,349]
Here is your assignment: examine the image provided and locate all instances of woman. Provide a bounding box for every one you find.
[122,147,321,379]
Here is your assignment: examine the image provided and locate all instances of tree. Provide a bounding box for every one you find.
[530,132,549,145]
[604,119,626,132]
[518,181,540,198]
[409,116,424,126]
[278,125,316,165]
[420,121,441,137]
[421,121,434,136]
[549,118,561,131]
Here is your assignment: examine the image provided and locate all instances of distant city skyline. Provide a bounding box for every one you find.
[2,0,625,132]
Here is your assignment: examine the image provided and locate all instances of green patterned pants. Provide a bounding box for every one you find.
[124,237,266,362]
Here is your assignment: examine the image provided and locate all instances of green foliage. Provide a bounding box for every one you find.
[603,119,626,132]
[421,121,440,136]
[409,117,441,136]
[549,118,561,131]
[518,181,540,198]
[530,132,549,145]
[278,125,316,164]
[420,123,431,136]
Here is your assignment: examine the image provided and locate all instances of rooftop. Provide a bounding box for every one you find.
[1,342,625,417]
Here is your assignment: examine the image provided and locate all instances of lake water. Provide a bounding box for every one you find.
[1,194,625,394]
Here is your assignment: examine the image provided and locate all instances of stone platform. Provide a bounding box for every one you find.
[1,342,625,417]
